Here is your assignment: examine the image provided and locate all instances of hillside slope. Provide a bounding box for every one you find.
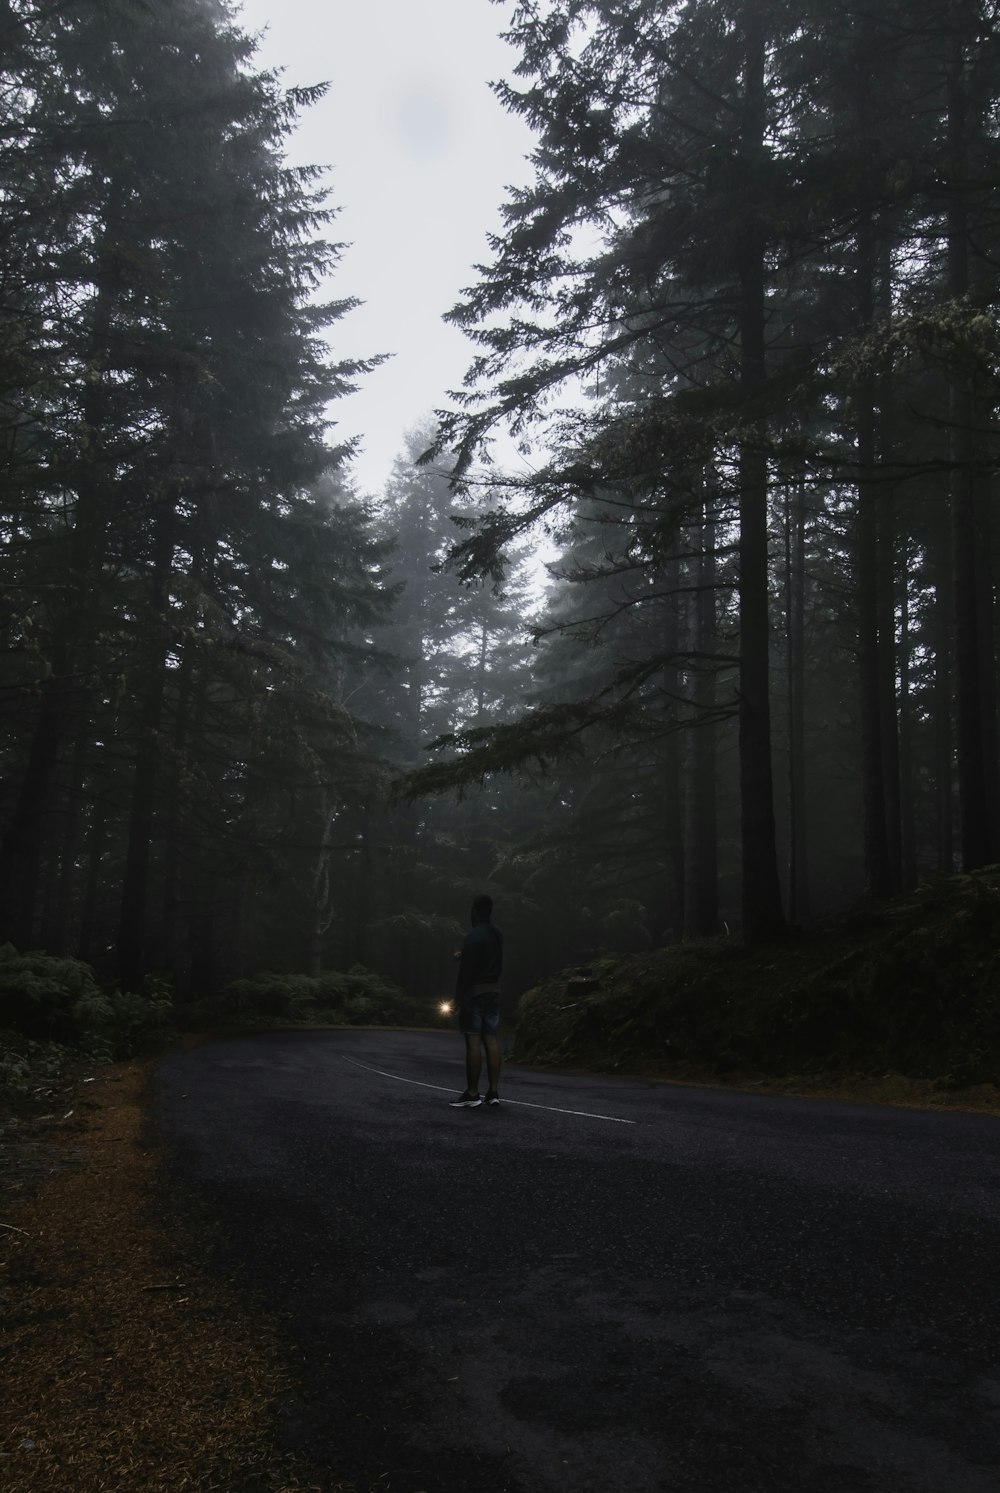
[515,869,1000,1096]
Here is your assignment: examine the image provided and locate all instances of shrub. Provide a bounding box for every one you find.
[0,944,175,1059]
[207,964,425,1028]
[0,944,104,1044]
[514,870,1000,1085]
[0,1031,70,1118]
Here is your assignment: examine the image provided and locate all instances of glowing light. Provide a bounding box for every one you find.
[438,1000,452,1015]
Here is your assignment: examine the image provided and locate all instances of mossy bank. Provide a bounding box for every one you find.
[514,869,1000,1106]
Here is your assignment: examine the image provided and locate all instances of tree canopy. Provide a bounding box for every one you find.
[1,0,999,1016]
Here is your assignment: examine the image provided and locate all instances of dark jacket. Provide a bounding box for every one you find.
[455,920,503,999]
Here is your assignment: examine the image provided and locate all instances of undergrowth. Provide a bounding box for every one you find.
[182,964,441,1030]
[515,868,1000,1091]
[0,946,176,1120]
[0,950,445,1122]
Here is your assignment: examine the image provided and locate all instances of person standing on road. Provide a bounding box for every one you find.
[449,894,503,1108]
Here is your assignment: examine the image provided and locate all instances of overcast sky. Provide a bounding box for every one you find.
[234,0,536,497]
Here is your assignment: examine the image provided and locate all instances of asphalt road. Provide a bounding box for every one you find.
[154,1030,1000,1493]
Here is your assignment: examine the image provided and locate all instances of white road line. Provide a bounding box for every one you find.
[340,1055,457,1095]
[339,1055,637,1125]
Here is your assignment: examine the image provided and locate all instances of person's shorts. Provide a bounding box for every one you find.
[458,986,501,1036]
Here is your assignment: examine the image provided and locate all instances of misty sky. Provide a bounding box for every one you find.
[234,0,536,497]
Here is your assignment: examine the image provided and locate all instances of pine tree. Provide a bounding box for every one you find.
[0,0,382,989]
[418,0,799,937]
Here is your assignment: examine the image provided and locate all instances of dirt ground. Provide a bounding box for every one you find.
[0,1057,352,1493]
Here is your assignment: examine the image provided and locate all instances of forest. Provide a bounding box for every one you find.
[1,0,999,1077]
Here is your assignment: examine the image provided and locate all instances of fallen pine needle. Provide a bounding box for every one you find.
[0,1057,338,1493]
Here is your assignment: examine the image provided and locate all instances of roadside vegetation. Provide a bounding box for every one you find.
[0,953,446,1126]
[180,966,440,1034]
[0,944,173,1123]
[514,869,1000,1109]
[4,868,999,1127]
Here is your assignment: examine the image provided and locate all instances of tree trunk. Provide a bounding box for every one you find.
[181,673,215,998]
[947,29,997,869]
[116,500,174,990]
[475,619,489,725]
[784,479,808,924]
[684,498,719,937]
[737,4,784,940]
[306,798,335,978]
[898,539,917,888]
[662,553,685,938]
[934,519,955,873]
[855,197,896,898]
[877,354,902,893]
[352,805,373,968]
[162,643,194,973]
[976,486,1000,856]
[49,716,92,954]
[162,497,210,974]
[77,787,109,965]
[0,674,70,947]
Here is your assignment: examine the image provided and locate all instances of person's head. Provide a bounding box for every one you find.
[470,893,493,925]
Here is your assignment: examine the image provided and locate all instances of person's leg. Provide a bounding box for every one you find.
[483,1033,501,1095]
[464,1033,483,1094]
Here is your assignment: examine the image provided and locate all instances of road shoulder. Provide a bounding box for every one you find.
[0,1056,343,1492]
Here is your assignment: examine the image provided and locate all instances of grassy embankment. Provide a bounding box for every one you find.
[513,868,1000,1113]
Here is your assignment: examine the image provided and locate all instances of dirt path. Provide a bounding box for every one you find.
[0,1057,347,1493]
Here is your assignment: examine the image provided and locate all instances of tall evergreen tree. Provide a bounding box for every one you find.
[0,0,381,988]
